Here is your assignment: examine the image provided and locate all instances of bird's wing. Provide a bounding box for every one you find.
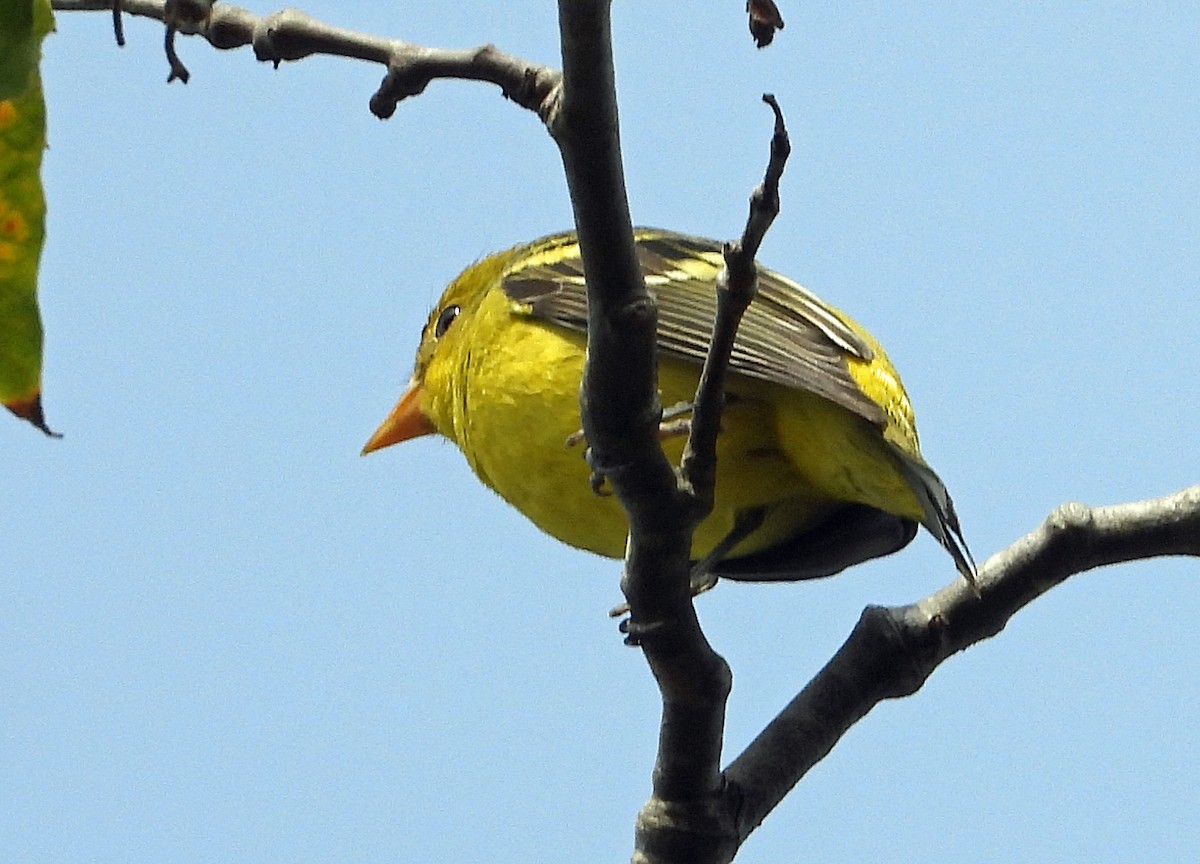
[501,230,885,425]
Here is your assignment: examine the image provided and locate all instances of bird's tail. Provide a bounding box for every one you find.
[895,453,977,587]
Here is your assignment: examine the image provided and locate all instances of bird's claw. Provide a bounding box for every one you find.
[618,614,666,647]
[588,465,611,496]
[565,401,697,452]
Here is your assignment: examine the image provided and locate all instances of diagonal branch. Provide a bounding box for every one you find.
[656,483,1199,858]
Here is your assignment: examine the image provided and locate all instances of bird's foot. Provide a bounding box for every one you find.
[606,564,719,626]
[564,401,697,450]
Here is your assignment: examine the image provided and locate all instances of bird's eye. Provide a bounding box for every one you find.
[434,304,461,338]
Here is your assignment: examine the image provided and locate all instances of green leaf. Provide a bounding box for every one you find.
[0,0,57,436]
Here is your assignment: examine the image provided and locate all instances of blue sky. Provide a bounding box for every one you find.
[5,2,1198,862]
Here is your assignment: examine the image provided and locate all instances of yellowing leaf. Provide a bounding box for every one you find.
[0,0,56,436]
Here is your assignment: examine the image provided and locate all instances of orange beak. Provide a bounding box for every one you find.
[361,379,436,455]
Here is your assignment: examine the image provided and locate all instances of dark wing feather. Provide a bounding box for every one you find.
[502,230,884,426]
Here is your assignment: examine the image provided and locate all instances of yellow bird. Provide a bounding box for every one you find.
[363,229,974,587]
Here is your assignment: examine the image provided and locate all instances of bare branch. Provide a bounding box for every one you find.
[554,0,694,634]
[553,5,739,863]
[680,94,790,505]
[51,1,562,119]
[617,95,793,864]
[644,483,1200,856]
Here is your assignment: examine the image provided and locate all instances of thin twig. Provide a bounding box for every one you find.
[111,0,125,45]
[163,20,188,82]
[680,94,790,504]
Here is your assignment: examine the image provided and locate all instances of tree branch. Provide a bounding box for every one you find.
[50,1,562,118]
[624,99,795,864]
[554,0,733,836]
[554,7,797,864]
[680,94,790,507]
[647,483,1200,859]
